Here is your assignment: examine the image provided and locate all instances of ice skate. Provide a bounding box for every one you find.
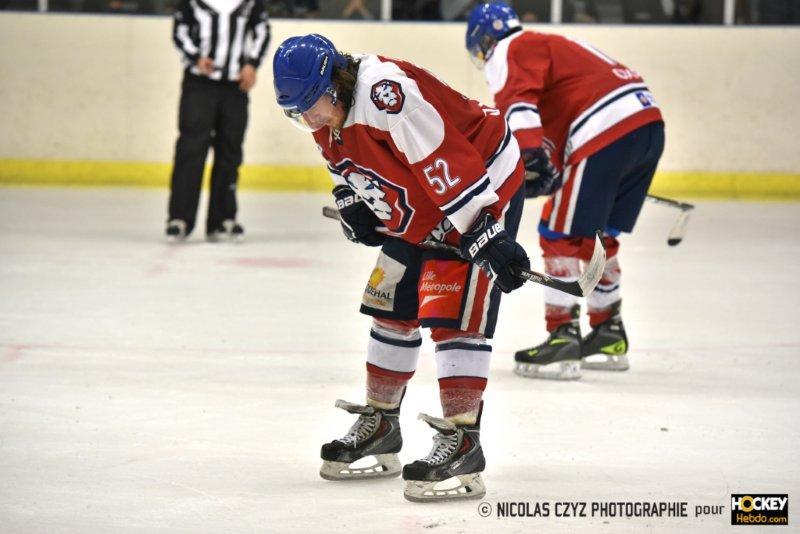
[319,399,402,481]
[514,305,581,380]
[165,219,187,243]
[402,411,486,503]
[581,301,629,371]
[206,219,244,243]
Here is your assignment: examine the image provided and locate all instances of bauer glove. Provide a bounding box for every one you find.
[332,185,386,247]
[460,212,530,293]
[521,147,562,198]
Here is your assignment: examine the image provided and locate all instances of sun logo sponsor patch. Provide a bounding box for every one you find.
[362,256,406,312]
[368,267,385,288]
[371,80,405,114]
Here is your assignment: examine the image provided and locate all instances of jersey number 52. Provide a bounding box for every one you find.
[424,158,461,195]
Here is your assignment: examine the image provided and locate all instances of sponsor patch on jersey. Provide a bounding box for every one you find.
[417,260,469,321]
[636,91,656,108]
[362,255,406,312]
[371,79,405,114]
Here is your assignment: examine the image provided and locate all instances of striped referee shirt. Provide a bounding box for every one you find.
[173,0,270,82]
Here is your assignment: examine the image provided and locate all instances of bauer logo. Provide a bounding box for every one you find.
[730,494,788,526]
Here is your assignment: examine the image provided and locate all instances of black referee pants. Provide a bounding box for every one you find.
[168,73,249,235]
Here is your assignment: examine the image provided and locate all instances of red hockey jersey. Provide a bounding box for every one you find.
[313,54,523,245]
[484,31,663,168]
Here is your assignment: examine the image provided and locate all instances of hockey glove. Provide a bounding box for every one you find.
[460,212,530,293]
[332,185,386,247]
[521,147,562,198]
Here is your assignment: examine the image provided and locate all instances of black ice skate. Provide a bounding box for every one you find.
[206,220,244,243]
[319,399,402,481]
[402,409,486,503]
[514,304,582,380]
[165,219,187,243]
[581,301,629,371]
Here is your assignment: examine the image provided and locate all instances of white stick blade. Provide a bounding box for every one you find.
[668,210,691,246]
[578,233,606,296]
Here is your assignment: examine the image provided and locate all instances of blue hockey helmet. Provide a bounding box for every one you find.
[465,2,521,67]
[273,34,347,129]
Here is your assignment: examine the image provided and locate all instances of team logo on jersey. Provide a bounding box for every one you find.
[371,80,405,114]
[333,160,414,235]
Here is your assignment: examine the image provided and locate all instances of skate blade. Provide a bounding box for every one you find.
[319,453,401,481]
[404,473,486,503]
[514,360,581,380]
[581,354,630,371]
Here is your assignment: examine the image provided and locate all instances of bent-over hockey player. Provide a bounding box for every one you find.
[466,2,665,379]
[273,34,529,502]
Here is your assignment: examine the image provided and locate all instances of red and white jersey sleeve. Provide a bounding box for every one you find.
[315,55,522,243]
[484,31,663,168]
[484,31,548,151]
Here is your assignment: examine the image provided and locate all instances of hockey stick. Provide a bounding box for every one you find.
[322,206,605,297]
[645,194,695,246]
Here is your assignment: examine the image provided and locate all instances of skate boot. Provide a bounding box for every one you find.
[402,410,486,503]
[514,305,582,380]
[319,399,402,480]
[165,219,187,243]
[206,220,244,243]
[581,301,629,371]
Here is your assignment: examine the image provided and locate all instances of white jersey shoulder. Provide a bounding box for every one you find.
[345,55,445,165]
[484,31,524,96]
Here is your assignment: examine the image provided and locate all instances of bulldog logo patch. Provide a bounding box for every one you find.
[370,79,405,114]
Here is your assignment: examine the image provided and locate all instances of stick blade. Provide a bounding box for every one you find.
[578,232,607,297]
[667,210,691,247]
[322,206,341,220]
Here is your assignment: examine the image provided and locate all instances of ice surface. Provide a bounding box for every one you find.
[0,188,798,533]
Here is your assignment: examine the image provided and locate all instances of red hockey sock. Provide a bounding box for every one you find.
[433,330,490,425]
[366,319,421,409]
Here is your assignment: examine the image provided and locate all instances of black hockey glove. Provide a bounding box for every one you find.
[521,147,562,198]
[332,185,386,247]
[460,212,530,293]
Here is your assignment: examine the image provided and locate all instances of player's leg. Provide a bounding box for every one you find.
[401,187,524,502]
[514,234,583,380]
[582,237,629,370]
[167,74,216,240]
[320,239,423,481]
[206,84,248,242]
[514,160,612,379]
[402,326,489,502]
[578,121,665,369]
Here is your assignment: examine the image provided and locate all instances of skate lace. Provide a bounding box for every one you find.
[422,431,459,465]
[339,413,379,447]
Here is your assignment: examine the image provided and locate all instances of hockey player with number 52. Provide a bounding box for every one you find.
[466,2,665,379]
[273,34,530,502]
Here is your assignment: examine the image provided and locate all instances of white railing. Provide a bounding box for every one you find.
[25,0,739,23]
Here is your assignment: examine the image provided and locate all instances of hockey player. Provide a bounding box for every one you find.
[273,34,529,502]
[466,3,665,380]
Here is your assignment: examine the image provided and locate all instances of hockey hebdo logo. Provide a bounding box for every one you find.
[731,494,788,526]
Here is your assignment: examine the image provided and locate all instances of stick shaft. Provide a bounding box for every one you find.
[321,206,604,297]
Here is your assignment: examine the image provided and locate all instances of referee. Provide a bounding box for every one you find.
[166,0,270,243]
